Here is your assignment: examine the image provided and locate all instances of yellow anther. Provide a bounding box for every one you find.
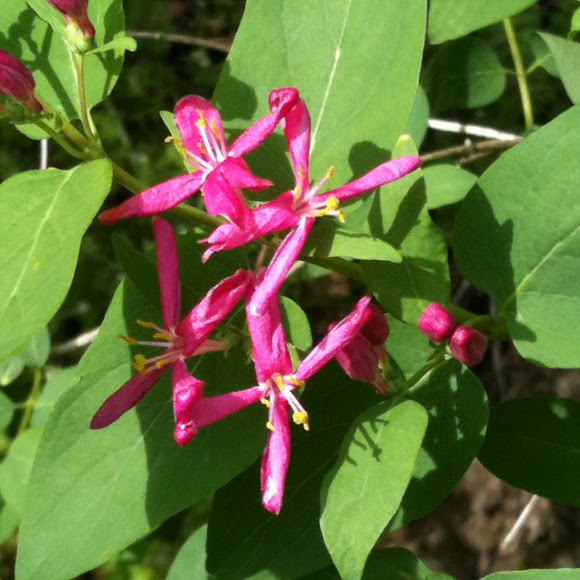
[293,412,310,430]
[133,354,148,375]
[210,118,221,139]
[195,109,207,128]
[337,209,346,224]
[266,421,275,431]
[298,167,305,180]
[155,359,169,369]
[326,166,335,179]
[197,142,209,157]
[260,398,271,408]
[275,376,285,391]
[165,136,187,159]
[293,183,302,200]
[118,335,137,345]
[153,332,172,341]
[137,320,156,329]
[288,375,305,388]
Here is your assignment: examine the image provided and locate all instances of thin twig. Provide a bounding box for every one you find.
[500,494,541,551]
[420,137,522,164]
[52,327,100,355]
[127,31,231,53]
[428,118,520,142]
[39,138,49,170]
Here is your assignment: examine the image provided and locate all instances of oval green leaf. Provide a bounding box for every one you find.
[423,165,477,209]
[540,32,580,104]
[481,570,580,580]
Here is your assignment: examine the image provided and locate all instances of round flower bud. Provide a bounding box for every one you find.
[0,50,43,114]
[449,326,488,367]
[46,0,96,48]
[418,303,457,342]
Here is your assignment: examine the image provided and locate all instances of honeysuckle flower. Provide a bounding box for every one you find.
[178,290,374,514]
[332,302,390,396]
[418,303,457,342]
[449,326,488,367]
[98,88,300,226]
[0,49,43,114]
[46,0,96,39]
[90,217,251,446]
[201,95,421,315]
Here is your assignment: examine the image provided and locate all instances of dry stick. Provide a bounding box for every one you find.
[420,137,522,164]
[52,327,100,355]
[127,31,231,53]
[500,494,541,551]
[428,118,520,142]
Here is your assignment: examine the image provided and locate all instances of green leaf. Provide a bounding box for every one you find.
[206,363,378,580]
[280,296,312,351]
[362,548,455,579]
[364,137,450,324]
[0,390,16,431]
[422,38,506,113]
[385,316,433,379]
[0,427,43,518]
[428,0,537,44]
[0,160,112,362]
[423,165,477,209]
[16,280,265,580]
[320,399,428,580]
[481,570,580,580]
[22,328,51,368]
[0,355,25,387]
[167,525,213,580]
[403,86,430,148]
[31,366,78,428]
[571,7,580,37]
[388,360,488,532]
[87,35,137,55]
[478,396,580,506]
[539,33,580,104]
[214,0,426,192]
[453,105,580,367]
[0,498,19,543]
[2,0,126,123]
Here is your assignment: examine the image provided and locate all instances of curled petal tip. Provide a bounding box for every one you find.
[174,422,198,446]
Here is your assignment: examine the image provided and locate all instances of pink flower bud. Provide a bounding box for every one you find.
[0,50,43,113]
[418,303,457,342]
[450,326,488,367]
[46,0,96,39]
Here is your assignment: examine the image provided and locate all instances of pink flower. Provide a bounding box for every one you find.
[0,50,43,113]
[98,88,299,225]
[46,0,95,38]
[449,326,488,367]
[179,288,374,514]
[90,217,251,446]
[332,303,390,396]
[418,303,457,342]
[201,95,421,315]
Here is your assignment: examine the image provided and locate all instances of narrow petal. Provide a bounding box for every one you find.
[98,172,204,225]
[175,95,227,161]
[90,366,167,429]
[202,167,252,226]
[153,217,181,330]
[200,191,300,260]
[360,303,390,346]
[295,296,371,382]
[317,156,421,204]
[189,385,263,428]
[172,359,205,446]
[178,269,251,356]
[246,279,292,382]
[280,99,311,193]
[249,218,314,317]
[220,157,273,192]
[261,394,291,515]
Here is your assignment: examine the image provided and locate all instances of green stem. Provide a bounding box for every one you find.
[34,119,87,160]
[17,368,43,435]
[405,351,447,396]
[73,53,98,141]
[503,18,535,129]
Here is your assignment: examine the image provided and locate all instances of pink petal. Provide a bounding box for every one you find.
[174,95,227,161]
[228,88,300,158]
[246,279,292,382]
[220,157,273,192]
[360,303,389,346]
[98,172,204,224]
[153,217,181,330]
[202,167,252,226]
[200,191,301,260]
[172,359,205,446]
[318,156,421,204]
[248,218,314,317]
[178,269,250,356]
[279,99,311,193]
[189,385,264,428]
[90,366,167,429]
[295,296,372,382]
[261,393,291,515]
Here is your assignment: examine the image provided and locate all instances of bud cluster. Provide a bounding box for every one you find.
[418,303,488,367]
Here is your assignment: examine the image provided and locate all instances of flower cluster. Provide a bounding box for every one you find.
[418,303,488,367]
[92,88,421,513]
